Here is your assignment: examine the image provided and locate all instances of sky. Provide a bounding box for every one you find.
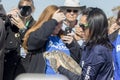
[1,0,120,20]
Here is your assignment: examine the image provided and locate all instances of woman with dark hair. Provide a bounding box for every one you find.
[54,7,114,80]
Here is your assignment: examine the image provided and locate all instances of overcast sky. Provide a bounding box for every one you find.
[1,0,120,20]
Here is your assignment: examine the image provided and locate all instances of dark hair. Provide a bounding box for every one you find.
[116,10,120,25]
[84,7,113,49]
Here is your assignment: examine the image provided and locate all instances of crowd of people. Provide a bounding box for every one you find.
[0,0,120,80]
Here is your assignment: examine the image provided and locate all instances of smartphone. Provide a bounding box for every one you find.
[65,27,72,35]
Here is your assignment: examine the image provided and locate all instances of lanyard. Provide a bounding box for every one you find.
[25,20,31,28]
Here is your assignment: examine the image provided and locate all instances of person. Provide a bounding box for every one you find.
[22,5,80,74]
[3,0,35,80]
[108,10,120,80]
[111,29,120,80]
[54,7,114,80]
[60,0,86,46]
[108,16,116,35]
[0,3,6,80]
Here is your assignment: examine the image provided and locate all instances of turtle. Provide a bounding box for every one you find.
[43,50,82,75]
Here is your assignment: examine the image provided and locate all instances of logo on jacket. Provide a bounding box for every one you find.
[15,33,20,38]
[116,45,120,52]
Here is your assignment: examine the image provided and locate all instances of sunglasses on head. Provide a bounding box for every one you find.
[79,23,88,31]
[66,9,78,13]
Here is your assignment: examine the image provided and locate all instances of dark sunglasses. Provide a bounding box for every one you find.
[66,9,78,13]
[79,23,88,31]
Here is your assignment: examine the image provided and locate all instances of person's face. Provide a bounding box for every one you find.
[79,15,89,40]
[108,23,120,34]
[18,1,33,17]
[65,8,79,22]
[53,22,63,35]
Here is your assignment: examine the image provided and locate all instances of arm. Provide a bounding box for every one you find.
[58,46,105,80]
[27,19,58,51]
[27,9,65,51]
[58,66,81,80]
[67,40,82,63]
[58,62,104,80]
[61,33,82,63]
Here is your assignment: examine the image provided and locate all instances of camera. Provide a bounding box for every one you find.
[0,13,11,25]
[18,6,32,17]
[64,27,72,35]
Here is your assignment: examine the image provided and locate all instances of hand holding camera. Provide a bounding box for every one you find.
[7,8,25,29]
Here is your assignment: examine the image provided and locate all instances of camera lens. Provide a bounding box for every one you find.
[19,6,32,17]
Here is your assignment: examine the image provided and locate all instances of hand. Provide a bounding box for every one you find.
[7,8,19,16]
[10,16,25,29]
[52,9,65,22]
[108,23,119,34]
[61,33,74,44]
[74,25,84,40]
[7,8,25,29]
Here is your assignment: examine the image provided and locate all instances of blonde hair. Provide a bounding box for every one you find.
[23,5,58,50]
[108,16,116,28]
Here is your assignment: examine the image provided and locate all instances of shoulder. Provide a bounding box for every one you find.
[92,45,112,59]
[92,45,112,57]
[93,45,110,52]
[89,45,112,64]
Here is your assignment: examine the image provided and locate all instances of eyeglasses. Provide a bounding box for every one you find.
[66,9,78,13]
[79,23,89,31]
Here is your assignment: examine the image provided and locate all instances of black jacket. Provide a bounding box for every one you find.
[0,4,6,80]
[22,19,81,73]
[0,18,6,80]
[3,15,35,80]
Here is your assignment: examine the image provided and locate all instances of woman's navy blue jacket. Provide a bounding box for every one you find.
[58,44,114,80]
